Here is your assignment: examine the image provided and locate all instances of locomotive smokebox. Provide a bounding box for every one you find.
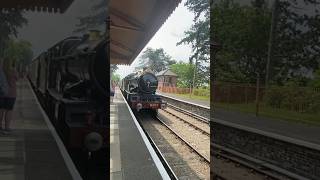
[123,72,158,94]
[138,72,158,93]
[121,70,166,113]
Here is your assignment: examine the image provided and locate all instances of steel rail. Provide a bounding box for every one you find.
[212,144,296,180]
[139,122,179,180]
[158,93,210,109]
[167,103,209,124]
[163,100,291,179]
[162,107,210,136]
[155,116,210,164]
[158,94,210,119]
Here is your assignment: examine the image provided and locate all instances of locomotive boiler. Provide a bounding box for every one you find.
[28,30,107,178]
[121,70,167,113]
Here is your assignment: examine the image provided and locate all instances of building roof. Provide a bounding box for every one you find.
[110,0,182,65]
[0,0,74,13]
[156,69,178,77]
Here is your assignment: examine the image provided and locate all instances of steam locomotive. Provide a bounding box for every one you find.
[27,30,107,177]
[120,70,167,114]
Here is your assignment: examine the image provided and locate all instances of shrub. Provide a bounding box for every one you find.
[264,86,286,108]
[307,93,320,113]
[265,85,318,113]
[193,88,210,97]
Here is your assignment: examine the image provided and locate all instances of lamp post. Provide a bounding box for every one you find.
[266,0,279,88]
[190,48,199,97]
[190,31,200,98]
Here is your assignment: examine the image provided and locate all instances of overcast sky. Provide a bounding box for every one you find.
[17,0,101,57]
[17,0,194,79]
[116,0,195,78]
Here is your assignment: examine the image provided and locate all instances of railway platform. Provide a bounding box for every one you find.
[157,92,210,107]
[110,87,169,180]
[158,92,320,145]
[214,107,320,144]
[0,80,80,180]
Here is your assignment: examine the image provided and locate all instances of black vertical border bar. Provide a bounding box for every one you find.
[106,4,111,179]
[210,0,215,179]
[210,0,213,178]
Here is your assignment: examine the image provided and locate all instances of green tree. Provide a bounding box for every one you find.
[111,64,118,73]
[212,0,271,83]
[213,0,320,85]
[0,10,28,60]
[311,69,320,88]
[137,47,176,73]
[270,0,320,85]
[112,73,120,84]
[170,62,194,88]
[178,0,210,90]
[74,0,107,33]
[3,39,33,72]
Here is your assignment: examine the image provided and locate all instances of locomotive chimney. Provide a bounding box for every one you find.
[89,30,101,41]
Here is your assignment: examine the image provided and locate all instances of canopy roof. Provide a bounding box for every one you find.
[0,0,74,13]
[110,0,181,65]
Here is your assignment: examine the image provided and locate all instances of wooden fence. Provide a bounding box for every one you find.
[213,83,265,104]
[157,86,190,94]
[213,82,320,113]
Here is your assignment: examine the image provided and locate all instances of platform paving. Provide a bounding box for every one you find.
[110,88,163,180]
[0,80,74,180]
[214,108,320,145]
[157,92,210,107]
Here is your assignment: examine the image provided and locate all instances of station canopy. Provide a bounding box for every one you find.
[0,0,74,13]
[110,0,181,65]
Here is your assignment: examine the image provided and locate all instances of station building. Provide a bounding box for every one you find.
[156,69,178,92]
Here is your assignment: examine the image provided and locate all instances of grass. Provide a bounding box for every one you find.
[169,93,210,101]
[214,102,320,125]
[162,91,320,125]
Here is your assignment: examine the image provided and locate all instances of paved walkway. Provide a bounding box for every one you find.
[214,108,320,145]
[110,88,163,180]
[0,80,75,180]
[157,92,209,107]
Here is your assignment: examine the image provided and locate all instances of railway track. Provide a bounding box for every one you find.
[156,116,210,163]
[166,104,209,123]
[211,144,292,180]
[137,111,210,179]
[158,103,293,180]
[162,104,210,135]
[159,106,210,161]
[130,94,300,180]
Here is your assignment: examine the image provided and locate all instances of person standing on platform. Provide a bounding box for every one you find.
[0,59,9,134]
[0,58,18,134]
[0,60,9,97]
